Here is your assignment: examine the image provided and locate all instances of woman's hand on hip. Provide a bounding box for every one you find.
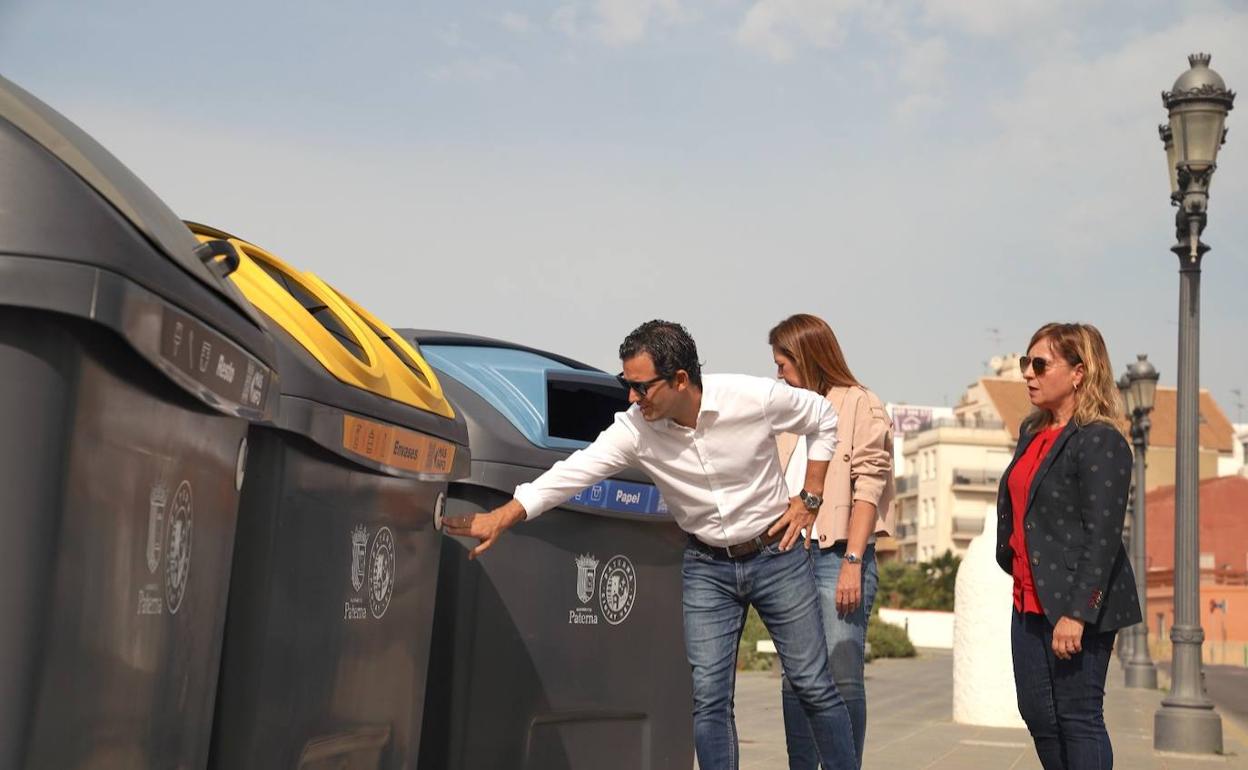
[835,561,863,616]
[1052,616,1085,660]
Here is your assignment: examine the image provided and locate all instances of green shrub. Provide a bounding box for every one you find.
[737,605,917,669]
[867,614,916,658]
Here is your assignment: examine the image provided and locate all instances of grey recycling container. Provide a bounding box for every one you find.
[403,330,694,770]
[189,226,471,770]
[0,77,278,769]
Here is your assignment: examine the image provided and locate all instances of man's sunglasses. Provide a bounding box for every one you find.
[1019,355,1078,376]
[616,373,670,398]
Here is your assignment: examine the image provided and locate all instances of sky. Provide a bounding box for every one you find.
[2,0,1246,416]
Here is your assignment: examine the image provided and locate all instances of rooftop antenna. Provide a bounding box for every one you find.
[1232,387,1244,425]
[983,327,1004,374]
[987,327,1003,350]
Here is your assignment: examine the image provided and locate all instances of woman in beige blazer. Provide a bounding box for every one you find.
[769,313,895,770]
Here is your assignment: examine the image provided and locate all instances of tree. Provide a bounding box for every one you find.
[878,550,961,611]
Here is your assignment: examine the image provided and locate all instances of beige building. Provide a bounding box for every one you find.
[894,417,1013,563]
[882,404,952,563]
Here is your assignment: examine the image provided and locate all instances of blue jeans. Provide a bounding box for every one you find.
[780,543,878,769]
[1012,610,1117,770]
[683,539,856,770]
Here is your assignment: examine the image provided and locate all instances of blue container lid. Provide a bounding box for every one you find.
[420,344,613,452]
[414,333,671,518]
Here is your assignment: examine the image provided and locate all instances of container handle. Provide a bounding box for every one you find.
[195,239,241,278]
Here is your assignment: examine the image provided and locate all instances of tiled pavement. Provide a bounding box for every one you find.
[728,649,1248,769]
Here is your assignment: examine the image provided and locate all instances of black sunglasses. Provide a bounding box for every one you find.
[616,373,670,398]
[1020,355,1079,376]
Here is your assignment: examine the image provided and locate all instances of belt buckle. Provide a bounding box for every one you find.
[726,535,763,559]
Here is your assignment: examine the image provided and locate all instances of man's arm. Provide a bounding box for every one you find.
[764,380,838,550]
[443,415,638,559]
[764,380,839,463]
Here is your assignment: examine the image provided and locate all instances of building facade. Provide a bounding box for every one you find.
[894,417,1013,563]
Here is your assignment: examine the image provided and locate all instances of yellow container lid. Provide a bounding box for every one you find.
[322,281,454,419]
[188,224,454,419]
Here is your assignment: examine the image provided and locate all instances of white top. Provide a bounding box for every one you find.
[783,434,808,498]
[784,434,874,546]
[513,373,839,547]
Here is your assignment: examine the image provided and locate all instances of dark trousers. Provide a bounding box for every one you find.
[1011,610,1117,770]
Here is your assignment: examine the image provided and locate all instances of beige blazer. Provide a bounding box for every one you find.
[777,385,896,548]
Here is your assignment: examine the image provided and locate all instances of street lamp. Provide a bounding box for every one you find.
[1154,53,1234,756]
[1123,355,1159,690]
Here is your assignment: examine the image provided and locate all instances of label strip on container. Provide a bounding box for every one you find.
[342,414,457,475]
[571,479,669,516]
[159,306,272,412]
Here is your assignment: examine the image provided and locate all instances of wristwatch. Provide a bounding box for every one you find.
[798,489,823,512]
[845,551,862,564]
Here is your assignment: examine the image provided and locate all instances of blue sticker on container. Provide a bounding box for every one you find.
[571,480,668,517]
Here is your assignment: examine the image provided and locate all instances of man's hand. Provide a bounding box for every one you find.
[1052,615,1085,660]
[767,496,816,551]
[443,499,527,560]
[835,561,863,616]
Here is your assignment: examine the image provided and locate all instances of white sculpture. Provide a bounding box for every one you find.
[952,506,1025,727]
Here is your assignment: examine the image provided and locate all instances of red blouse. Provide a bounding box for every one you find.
[1008,426,1062,614]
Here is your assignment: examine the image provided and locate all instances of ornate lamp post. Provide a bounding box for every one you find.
[1153,53,1234,755]
[1123,355,1159,689]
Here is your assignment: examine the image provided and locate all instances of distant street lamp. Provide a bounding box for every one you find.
[1153,53,1234,755]
[1122,355,1159,690]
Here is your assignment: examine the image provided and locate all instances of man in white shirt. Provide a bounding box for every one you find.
[445,320,856,770]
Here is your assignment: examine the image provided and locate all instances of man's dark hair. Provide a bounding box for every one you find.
[618,320,703,388]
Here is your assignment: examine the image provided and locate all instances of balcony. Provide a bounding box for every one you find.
[951,468,1002,493]
[951,516,985,539]
[896,474,919,497]
[902,416,1005,438]
[893,521,923,541]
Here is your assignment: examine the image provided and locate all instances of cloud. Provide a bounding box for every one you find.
[893,36,949,120]
[551,0,686,46]
[427,56,520,84]
[496,11,533,34]
[551,4,582,37]
[594,0,684,45]
[437,23,462,48]
[898,36,948,90]
[735,0,865,61]
[919,0,1074,38]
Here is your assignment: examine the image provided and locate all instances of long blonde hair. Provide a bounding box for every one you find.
[1023,322,1127,437]
[768,314,860,395]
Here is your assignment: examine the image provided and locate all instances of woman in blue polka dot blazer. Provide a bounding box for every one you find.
[996,322,1142,770]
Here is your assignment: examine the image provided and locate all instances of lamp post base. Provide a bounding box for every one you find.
[1124,661,1158,689]
[1117,632,1133,669]
[1154,704,1223,754]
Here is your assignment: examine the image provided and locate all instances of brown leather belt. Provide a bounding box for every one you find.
[689,523,785,560]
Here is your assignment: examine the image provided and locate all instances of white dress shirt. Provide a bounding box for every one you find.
[513,373,839,547]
